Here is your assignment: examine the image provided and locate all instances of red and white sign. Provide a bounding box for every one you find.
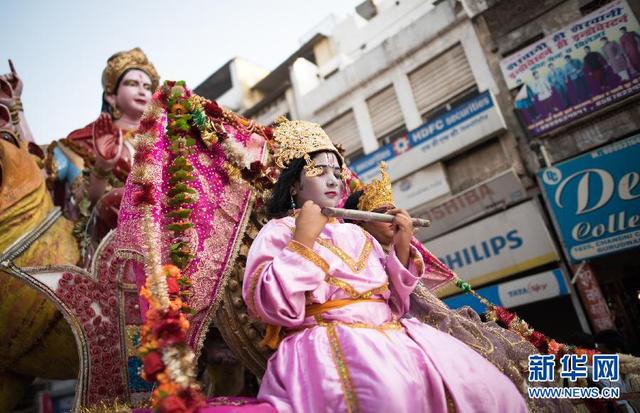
[573,264,615,332]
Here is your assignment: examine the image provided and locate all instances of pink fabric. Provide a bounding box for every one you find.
[411,237,455,292]
[243,217,527,413]
[113,90,268,355]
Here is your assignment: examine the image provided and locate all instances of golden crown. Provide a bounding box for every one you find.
[357,162,395,212]
[271,116,342,175]
[101,47,160,95]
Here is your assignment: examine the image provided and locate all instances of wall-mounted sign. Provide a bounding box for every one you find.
[350,90,506,182]
[538,134,640,263]
[572,264,615,332]
[412,169,526,241]
[443,268,569,314]
[426,200,560,296]
[500,0,640,137]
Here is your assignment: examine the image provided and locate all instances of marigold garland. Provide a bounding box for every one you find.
[132,81,206,412]
[131,81,278,412]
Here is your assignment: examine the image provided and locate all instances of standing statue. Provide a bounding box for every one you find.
[45,48,159,265]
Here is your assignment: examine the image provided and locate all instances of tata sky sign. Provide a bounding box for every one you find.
[350,90,506,182]
[444,268,569,314]
[539,134,640,263]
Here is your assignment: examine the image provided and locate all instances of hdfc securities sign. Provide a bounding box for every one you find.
[349,90,505,182]
[539,134,640,263]
[500,0,640,137]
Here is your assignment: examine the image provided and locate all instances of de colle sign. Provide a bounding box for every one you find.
[539,135,640,263]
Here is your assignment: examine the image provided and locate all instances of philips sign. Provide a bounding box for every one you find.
[426,201,559,296]
[539,135,640,263]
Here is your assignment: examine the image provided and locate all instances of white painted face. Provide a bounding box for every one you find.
[106,69,153,118]
[292,151,343,208]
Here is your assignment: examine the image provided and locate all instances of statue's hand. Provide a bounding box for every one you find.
[0,78,14,107]
[92,113,122,173]
[0,60,23,98]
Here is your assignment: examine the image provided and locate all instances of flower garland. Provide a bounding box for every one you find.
[138,264,204,412]
[130,81,277,412]
[131,81,206,413]
[455,278,600,362]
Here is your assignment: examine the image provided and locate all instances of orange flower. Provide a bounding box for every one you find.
[548,339,562,356]
[162,264,181,279]
[169,298,183,312]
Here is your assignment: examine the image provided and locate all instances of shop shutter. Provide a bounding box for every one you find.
[367,84,404,139]
[323,110,362,156]
[408,44,476,116]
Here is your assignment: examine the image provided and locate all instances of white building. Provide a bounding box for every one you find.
[197,0,588,337]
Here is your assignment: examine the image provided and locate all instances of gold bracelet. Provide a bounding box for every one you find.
[11,98,23,112]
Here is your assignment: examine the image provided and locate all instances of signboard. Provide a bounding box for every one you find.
[349,90,506,182]
[572,264,615,332]
[426,201,560,296]
[443,268,569,314]
[500,0,640,137]
[392,162,450,211]
[412,169,527,241]
[538,134,640,263]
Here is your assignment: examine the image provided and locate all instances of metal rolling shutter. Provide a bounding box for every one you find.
[323,110,362,156]
[409,44,476,116]
[367,84,404,139]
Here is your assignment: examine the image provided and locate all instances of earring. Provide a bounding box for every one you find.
[290,195,297,210]
[112,104,122,119]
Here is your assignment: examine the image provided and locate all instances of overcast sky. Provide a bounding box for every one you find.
[3,0,362,143]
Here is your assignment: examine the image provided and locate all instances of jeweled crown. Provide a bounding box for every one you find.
[357,162,395,212]
[271,116,342,175]
[101,47,160,94]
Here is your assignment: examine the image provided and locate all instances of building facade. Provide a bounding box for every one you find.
[195,0,640,347]
[465,0,640,352]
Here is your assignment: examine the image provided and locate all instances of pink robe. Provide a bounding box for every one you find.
[243,216,527,413]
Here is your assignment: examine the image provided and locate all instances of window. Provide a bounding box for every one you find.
[366,84,405,143]
[408,44,476,118]
[323,110,363,157]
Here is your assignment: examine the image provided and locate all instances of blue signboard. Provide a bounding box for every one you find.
[538,134,640,263]
[349,90,497,176]
[444,269,569,313]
